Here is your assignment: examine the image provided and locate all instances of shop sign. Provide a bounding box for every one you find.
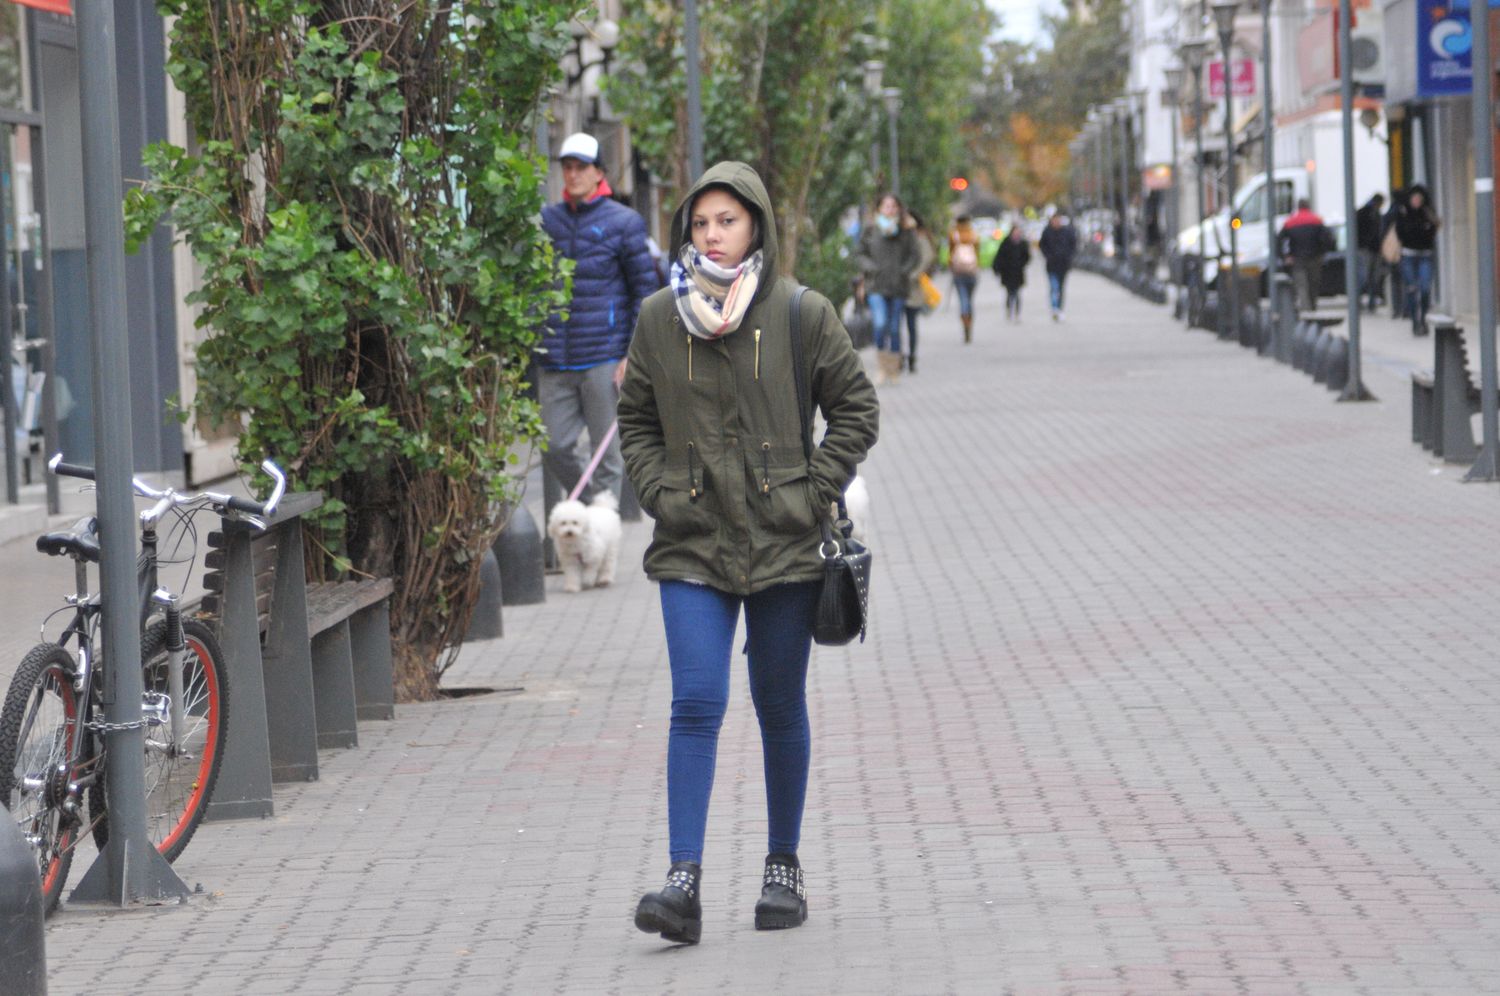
[1208,59,1257,99]
[1417,0,1472,96]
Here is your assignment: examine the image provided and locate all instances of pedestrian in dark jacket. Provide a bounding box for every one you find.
[1394,185,1441,335]
[620,161,879,946]
[902,211,937,374]
[993,227,1031,322]
[1278,199,1335,313]
[1038,214,1079,321]
[539,132,658,504]
[1355,193,1386,311]
[857,193,921,385]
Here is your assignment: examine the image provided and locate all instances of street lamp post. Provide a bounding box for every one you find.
[863,59,885,184]
[1336,0,1375,400]
[1465,0,1499,467]
[1101,106,1117,265]
[1164,65,1184,293]
[1179,36,1210,326]
[1261,0,1280,333]
[1211,0,1242,343]
[882,87,903,197]
[1116,98,1133,273]
[685,0,704,181]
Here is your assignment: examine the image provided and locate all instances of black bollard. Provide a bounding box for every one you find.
[465,548,504,640]
[1,816,46,996]
[1327,337,1350,391]
[1312,329,1335,383]
[495,503,547,606]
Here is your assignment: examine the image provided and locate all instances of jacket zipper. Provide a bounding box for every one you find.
[760,442,771,494]
[754,328,761,379]
[687,442,699,500]
[687,336,694,382]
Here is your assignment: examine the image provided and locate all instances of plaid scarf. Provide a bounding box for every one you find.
[670,246,764,340]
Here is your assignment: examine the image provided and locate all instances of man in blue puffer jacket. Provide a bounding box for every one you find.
[540,132,659,504]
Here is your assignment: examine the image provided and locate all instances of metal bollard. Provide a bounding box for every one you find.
[465,548,504,640]
[1273,276,1298,364]
[495,502,547,606]
[1,815,46,996]
[1326,337,1350,392]
[1312,329,1334,383]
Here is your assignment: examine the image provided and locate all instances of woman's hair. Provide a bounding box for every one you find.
[956,214,973,224]
[908,210,927,231]
[690,183,763,251]
[876,192,904,215]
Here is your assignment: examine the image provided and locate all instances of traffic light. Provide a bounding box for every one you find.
[949,176,969,192]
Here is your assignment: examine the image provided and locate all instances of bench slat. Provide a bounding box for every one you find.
[304,579,396,634]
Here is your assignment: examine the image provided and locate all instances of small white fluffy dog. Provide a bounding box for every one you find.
[837,473,871,544]
[547,492,622,593]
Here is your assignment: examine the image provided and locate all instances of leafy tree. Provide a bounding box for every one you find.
[127,0,583,698]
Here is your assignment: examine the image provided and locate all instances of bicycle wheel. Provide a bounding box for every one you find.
[0,643,82,915]
[90,618,229,862]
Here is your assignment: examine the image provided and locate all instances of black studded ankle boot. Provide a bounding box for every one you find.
[634,861,702,944]
[753,853,807,930]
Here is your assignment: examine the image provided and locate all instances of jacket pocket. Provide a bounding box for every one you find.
[653,465,716,538]
[753,464,820,536]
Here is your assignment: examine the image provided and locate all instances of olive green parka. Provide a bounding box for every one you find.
[617,162,880,595]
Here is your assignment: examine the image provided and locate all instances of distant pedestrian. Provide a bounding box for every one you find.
[992,226,1031,322]
[948,214,982,343]
[539,132,657,503]
[1394,185,1441,335]
[1277,199,1335,313]
[1038,214,1079,321]
[619,161,879,946]
[1354,193,1386,312]
[857,193,921,385]
[902,211,937,374]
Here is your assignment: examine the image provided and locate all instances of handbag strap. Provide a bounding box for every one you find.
[787,286,849,545]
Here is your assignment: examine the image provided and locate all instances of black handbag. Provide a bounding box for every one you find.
[789,287,871,645]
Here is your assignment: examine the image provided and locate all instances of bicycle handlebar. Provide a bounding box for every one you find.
[48,453,288,523]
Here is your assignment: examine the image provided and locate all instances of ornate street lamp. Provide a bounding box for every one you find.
[1163,64,1184,288]
[1211,0,1242,342]
[1178,35,1210,325]
[863,59,885,182]
[882,86,903,197]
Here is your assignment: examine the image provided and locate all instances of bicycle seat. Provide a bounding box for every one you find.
[37,516,101,563]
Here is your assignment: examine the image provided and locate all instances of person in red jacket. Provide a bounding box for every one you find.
[1277,199,1336,313]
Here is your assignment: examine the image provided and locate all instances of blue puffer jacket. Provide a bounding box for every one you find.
[540,191,659,371]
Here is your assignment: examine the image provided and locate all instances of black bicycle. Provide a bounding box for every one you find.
[0,455,284,913]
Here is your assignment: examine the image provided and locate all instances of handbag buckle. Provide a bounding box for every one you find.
[818,539,841,559]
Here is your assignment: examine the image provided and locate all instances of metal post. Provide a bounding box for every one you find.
[1168,97,1180,269]
[1466,0,1499,476]
[1122,102,1128,270]
[1104,108,1117,263]
[0,133,19,504]
[1191,61,1208,316]
[1221,37,1241,342]
[884,92,901,198]
[1336,0,1374,401]
[68,2,191,909]
[684,0,704,182]
[1263,0,1279,331]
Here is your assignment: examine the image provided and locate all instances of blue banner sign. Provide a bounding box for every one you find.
[1418,0,1473,96]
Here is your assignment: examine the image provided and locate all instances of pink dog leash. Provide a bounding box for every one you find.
[566,421,619,502]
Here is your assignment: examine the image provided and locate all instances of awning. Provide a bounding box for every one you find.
[8,0,72,13]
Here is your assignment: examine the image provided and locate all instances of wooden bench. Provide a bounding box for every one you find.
[196,492,395,821]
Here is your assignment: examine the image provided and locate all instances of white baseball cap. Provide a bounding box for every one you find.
[558,132,601,166]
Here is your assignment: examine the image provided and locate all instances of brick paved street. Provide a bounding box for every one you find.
[16,265,1500,993]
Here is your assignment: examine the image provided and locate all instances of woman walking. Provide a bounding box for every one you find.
[902,211,937,373]
[1394,185,1440,335]
[857,193,921,384]
[948,215,982,343]
[993,225,1031,323]
[618,161,879,945]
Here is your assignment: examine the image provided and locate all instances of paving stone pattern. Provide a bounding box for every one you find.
[26,267,1500,994]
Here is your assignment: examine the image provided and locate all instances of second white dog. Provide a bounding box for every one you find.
[547,492,622,593]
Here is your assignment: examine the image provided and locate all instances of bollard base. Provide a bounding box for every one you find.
[69,836,190,910]
[1462,444,1500,482]
[1336,380,1378,403]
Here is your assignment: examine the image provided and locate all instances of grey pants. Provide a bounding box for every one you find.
[1290,257,1321,314]
[538,362,624,503]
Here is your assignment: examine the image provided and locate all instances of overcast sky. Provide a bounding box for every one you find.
[986,0,1061,47]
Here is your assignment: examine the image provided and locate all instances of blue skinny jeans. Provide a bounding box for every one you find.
[1400,253,1434,330]
[868,292,905,353]
[953,274,977,319]
[660,579,818,865]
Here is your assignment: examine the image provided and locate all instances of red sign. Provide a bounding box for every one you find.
[8,0,72,12]
[1207,59,1256,99]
